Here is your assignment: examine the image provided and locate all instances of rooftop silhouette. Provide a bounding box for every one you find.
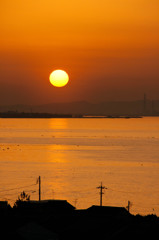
[0,198,158,240]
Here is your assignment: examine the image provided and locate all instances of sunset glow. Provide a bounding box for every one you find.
[0,0,159,104]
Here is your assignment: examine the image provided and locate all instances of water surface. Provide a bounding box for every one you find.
[0,117,159,215]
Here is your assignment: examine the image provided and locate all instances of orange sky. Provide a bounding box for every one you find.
[0,0,159,104]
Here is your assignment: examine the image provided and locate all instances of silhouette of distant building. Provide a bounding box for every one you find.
[85,205,130,217]
[15,199,75,214]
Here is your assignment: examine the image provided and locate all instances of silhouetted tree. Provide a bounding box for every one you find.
[14,191,30,208]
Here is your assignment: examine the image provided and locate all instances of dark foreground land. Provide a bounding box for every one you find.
[0,200,159,240]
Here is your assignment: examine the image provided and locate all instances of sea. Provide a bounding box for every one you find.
[0,117,159,216]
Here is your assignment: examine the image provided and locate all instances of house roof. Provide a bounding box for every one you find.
[31,199,75,208]
[86,205,129,216]
[17,199,75,212]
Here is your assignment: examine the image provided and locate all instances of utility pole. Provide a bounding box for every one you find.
[38,176,41,201]
[126,200,132,213]
[97,182,107,206]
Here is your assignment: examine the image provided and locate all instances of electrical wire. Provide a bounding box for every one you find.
[0,183,37,193]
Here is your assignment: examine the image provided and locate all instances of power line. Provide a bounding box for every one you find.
[0,183,37,193]
[107,187,143,194]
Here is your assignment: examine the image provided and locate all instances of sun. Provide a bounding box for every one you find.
[49,69,69,87]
